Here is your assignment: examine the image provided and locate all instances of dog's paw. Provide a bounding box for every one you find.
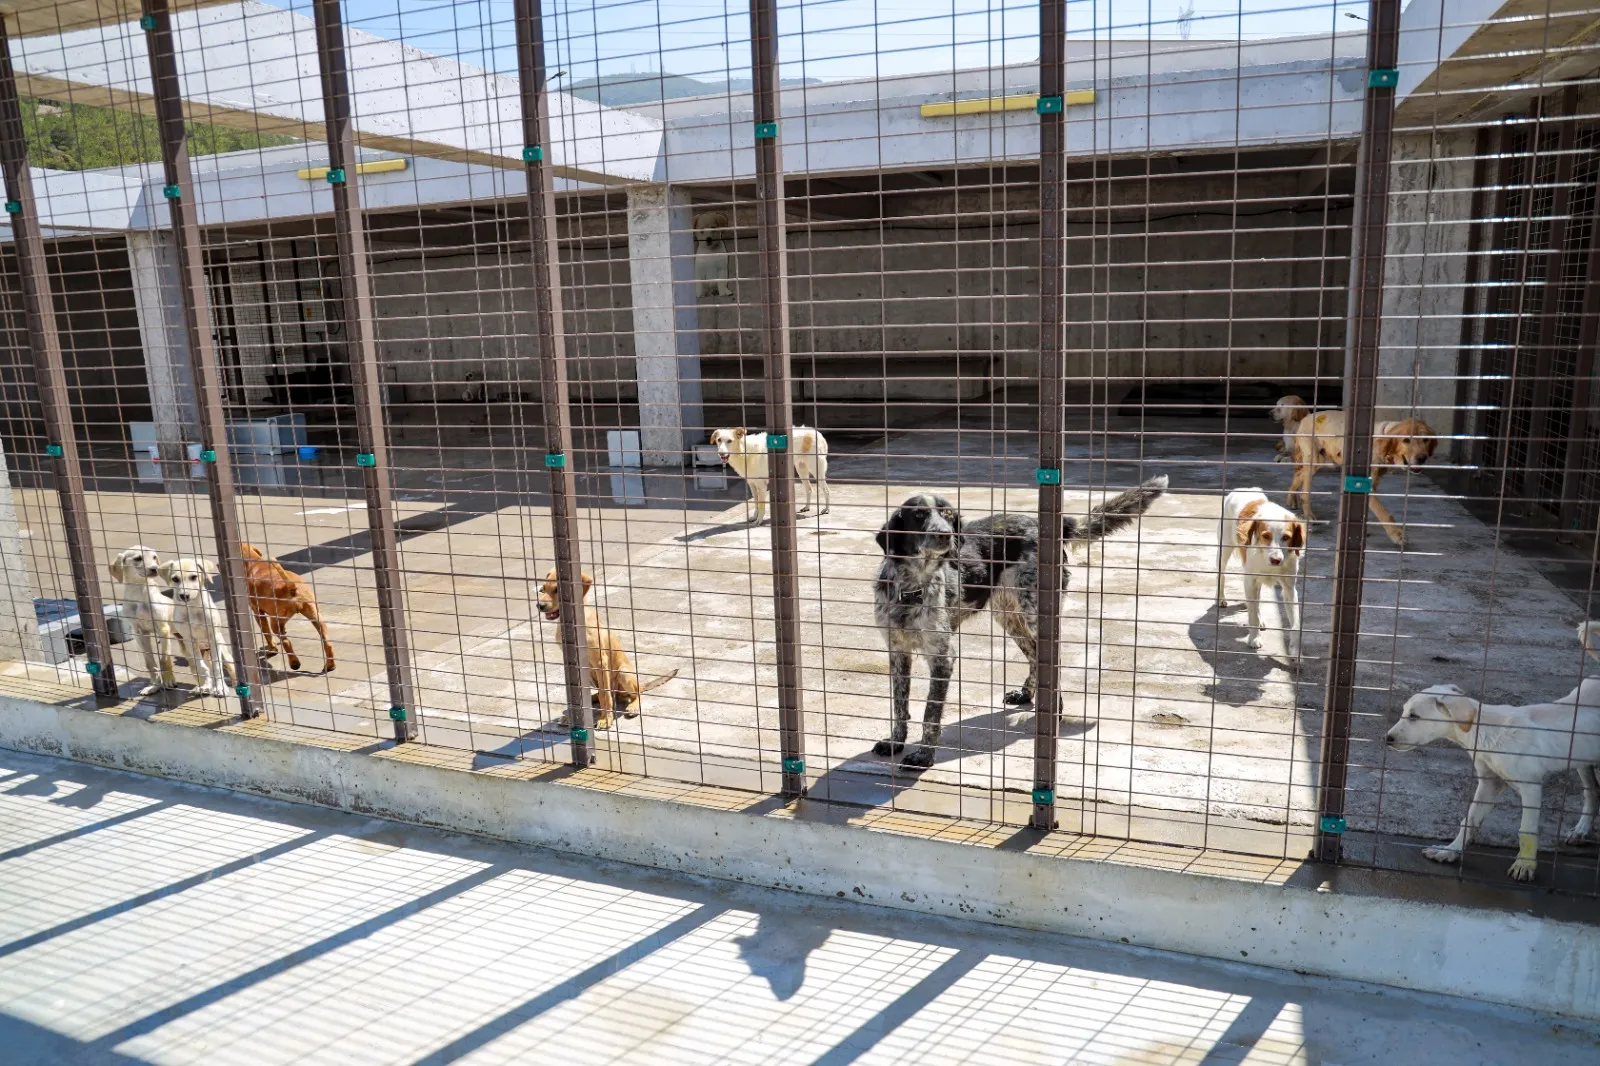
[873,740,906,757]
[1216,598,1229,609]
[286,656,302,671]
[1561,823,1594,846]
[1421,846,1462,865]
[900,746,934,770]
[595,713,614,730]
[1247,633,1264,650]
[1003,688,1034,708]
[137,681,162,697]
[1507,857,1539,881]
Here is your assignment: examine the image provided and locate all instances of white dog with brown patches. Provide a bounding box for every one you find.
[1217,488,1305,663]
[1388,681,1600,882]
[159,557,238,698]
[709,426,830,524]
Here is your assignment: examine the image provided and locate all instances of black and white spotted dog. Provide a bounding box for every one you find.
[872,475,1169,768]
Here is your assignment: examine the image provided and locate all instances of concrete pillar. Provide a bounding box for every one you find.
[0,447,41,662]
[1376,130,1476,459]
[127,229,200,464]
[626,185,704,466]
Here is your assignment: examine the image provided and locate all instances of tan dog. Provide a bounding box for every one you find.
[241,543,334,674]
[1286,412,1437,547]
[158,557,237,698]
[109,545,187,695]
[537,568,677,728]
[709,426,830,523]
[1269,394,1313,462]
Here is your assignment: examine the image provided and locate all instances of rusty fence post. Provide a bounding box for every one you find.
[1316,0,1401,863]
[1030,0,1067,832]
[513,0,593,766]
[311,0,417,742]
[749,0,806,797]
[0,18,117,696]
[140,0,261,717]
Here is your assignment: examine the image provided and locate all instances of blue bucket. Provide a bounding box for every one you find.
[297,445,319,462]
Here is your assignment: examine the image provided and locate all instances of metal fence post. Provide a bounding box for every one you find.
[1031,0,1067,832]
[310,0,417,742]
[749,0,806,798]
[0,19,117,697]
[512,0,593,765]
[1316,0,1401,863]
[139,0,260,717]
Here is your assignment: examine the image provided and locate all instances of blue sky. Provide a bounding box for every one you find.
[272,1,1368,83]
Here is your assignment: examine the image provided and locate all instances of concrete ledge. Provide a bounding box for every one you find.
[2,689,1598,1022]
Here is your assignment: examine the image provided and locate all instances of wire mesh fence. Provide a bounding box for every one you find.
[0,0,1598,898]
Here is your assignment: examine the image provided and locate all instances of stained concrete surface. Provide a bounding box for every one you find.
[1,748,1598,1066]
[7,410,1600,879]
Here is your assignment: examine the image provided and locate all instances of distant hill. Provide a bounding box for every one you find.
[565,72,818,108]
[20,97,297,172]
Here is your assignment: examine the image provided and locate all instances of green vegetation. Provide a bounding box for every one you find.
[19,97,297,172]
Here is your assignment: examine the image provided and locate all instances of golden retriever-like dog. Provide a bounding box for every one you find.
[241,543,334,674]
[1286,412,1437,548]
[537,568,677,728]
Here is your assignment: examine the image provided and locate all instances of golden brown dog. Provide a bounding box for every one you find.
[537,567,677,728]
[1286,412,1437,547]
[241,543,334,673]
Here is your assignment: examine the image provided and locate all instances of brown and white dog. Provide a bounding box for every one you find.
[1269,394,1313,462]
[1286,412,1437,547]
[1217,489,1305,663]
[709,426,830,524]
[537,568,677,727]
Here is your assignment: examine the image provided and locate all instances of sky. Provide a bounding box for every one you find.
[273,0,1371,84]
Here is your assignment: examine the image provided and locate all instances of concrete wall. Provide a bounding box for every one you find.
[2,693,1598,1023]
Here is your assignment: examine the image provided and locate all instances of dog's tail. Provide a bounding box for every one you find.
[637,667,680,695]
[1064,474,1169,543]
[1579,621,1600,662]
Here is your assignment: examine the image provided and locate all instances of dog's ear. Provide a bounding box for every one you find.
[108,555,127,583]
[1236,516,1261,548]
[580,572,593,596]
[1423,433,1438,459]
[937,502,964,537]
[202,559,220,580]
[732,427,747,442]
[157,560,178,582]
[875,525,889,553]
[1287,521,1306,552]
[1439,693,1479,733]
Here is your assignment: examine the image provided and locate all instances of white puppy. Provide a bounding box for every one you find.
[1387,683,1600,881]
[1269,395,1313,463]
[109,545,185,696]
[708,426,830,524]
[159,557,237,698]
[1217,488,1305,662]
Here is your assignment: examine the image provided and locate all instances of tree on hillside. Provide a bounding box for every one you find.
[21,97,297,171]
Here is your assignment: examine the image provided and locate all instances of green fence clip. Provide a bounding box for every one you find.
[84,661,101,676]
[4,201,19,215]
[163,184,181,200]
[782,757,805,775]
[388,706,407,722]
[1319,815,1347,835]
[522,145,543,163]
[544,452,566,469]
[1035,467,1062,486]
[326,168,346,184]
[570,726,590,744]
[754,121,778,140]
[139,14,158,30]
[355,452,376,468]
[1031,787,1055,805]
[235,684,251,698]
[1368,68,1399,89]
[767,433,788,451]
[45,444,63,458]
[1343,474,1372,494]
[1036,95,1064,114]
[200,449,217,463]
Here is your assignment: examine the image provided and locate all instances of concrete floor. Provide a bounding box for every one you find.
[8,411,1600,881]
[2,748,1597,1066]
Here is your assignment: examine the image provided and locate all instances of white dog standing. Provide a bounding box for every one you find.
[1216,488,1305,663]
[709,426,830,524]
[1387,682,1600,881]
[109,545,184,696]
[159,557,238,697]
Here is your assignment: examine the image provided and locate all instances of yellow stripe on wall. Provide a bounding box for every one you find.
[296,158,411,180]
[919,90,1095,118]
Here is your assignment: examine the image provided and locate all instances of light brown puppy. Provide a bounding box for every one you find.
[1286,412,1437,547]
[537,568,677,728]
[241,543,334,674]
